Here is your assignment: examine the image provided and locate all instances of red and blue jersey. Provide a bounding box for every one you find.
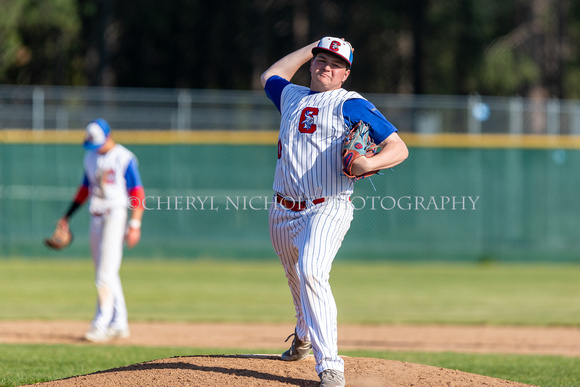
[264,75,398,144]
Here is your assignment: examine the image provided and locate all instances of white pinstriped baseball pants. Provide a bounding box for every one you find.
[89,207,128,332]
[269,194,353,374]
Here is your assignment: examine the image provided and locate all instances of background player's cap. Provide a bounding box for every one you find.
[83,118,111,150]
[312,37,353,68]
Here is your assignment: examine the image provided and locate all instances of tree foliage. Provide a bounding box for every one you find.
[0,0,578,98]
[0,0,82,84]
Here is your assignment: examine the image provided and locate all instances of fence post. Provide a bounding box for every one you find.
[32,87,45,131]
[467,94,481,134]
[177,89,192,130]
[546,98,560,135]
[509,96,523,135]
[571,101,580,135]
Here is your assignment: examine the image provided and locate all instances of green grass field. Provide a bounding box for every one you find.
[1,258,580,386]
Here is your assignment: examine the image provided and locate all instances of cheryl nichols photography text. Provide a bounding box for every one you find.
[128,195,480,211]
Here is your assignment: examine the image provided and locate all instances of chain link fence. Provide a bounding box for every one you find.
[2,85,580,134]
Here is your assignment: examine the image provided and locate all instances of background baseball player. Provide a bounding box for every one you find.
[260,37,408,386]
[57,118,145,343]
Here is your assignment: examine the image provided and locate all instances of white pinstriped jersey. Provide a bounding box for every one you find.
[274,85,364,200]
[83,144,136,214]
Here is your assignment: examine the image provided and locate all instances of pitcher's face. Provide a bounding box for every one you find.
[310,53,350,92]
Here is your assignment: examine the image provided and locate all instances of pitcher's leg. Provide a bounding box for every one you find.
[297,199,353,375]
[269,203,310,342]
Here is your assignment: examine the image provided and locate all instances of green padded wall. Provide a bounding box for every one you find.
[1,143,579,262]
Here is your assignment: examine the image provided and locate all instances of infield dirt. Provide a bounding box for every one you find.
[4,321,577,386]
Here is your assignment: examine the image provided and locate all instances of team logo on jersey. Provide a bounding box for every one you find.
[299,107,319,134]
[102,168,115,185]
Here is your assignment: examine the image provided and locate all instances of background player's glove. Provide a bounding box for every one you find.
[44,219,73,250]
[342,120,380,180]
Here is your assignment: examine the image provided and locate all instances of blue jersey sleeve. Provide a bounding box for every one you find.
[343,99,398,144]
[124,158,143,189]
[82,173,89,187]
[264,75,291,112]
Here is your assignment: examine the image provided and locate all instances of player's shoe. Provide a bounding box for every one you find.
[84,326,110,343]
[281,330,312,361]
[107,327,130,339]
[318,369,345,387]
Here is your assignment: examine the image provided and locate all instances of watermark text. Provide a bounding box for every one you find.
[128,195,480,211]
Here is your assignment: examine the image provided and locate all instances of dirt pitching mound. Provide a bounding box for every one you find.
[34,354,535,387]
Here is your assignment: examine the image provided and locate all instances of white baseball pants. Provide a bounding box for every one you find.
[89,207,128,332]
[269,195,353,374]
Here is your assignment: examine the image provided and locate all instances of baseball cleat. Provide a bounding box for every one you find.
[107,327,130,339]
[318,369,345,387]
[281,330,312,361]
[84,327,110,343]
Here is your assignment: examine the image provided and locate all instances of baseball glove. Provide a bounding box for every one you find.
[44,220,73,250]
[342,120,380,180]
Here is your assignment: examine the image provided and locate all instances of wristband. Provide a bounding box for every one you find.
[128,219,141,229]
[65,201,82,219]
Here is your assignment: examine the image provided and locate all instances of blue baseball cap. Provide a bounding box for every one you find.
[312,37,354,68]
[83,119,111,150]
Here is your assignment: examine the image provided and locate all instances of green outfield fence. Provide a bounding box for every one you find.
[1,134,579,263]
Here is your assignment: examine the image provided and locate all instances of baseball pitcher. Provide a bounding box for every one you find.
[260,37,408,387]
